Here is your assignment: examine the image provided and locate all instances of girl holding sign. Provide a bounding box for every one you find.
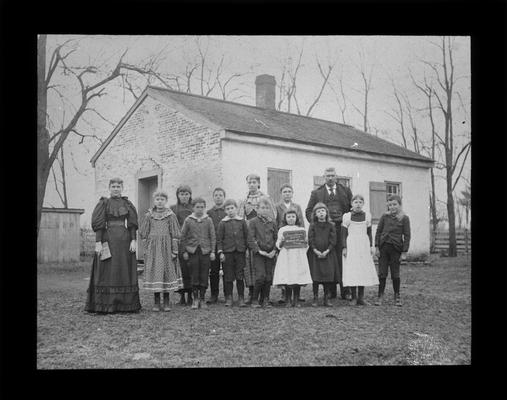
[272,210,313,307]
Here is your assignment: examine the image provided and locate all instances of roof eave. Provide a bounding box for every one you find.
[90,88,150,167]
[224,129,434,166]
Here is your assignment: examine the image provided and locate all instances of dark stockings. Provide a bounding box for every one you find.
[378,278,386,297]
[313,282,319,297]
[285,285,292,305]
[292,285,301,306]
[225,281,234,297]
[236,280,245,297]
[253,283,263,304]
[263,282,272,303]
[392,278,400,296]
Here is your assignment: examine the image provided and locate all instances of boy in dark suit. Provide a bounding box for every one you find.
[206,188,227,303]
[247,197,278,308]
[374,195,411,306]
[217,199,249,307]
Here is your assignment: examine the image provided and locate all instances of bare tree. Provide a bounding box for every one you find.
[119,37,249,103]
[37,35,161,234]
[402,92,421,154]
[330,67,349,124]
[276,45,305,114]
[410,71,442,243]
[38,36,259,233]
[419,36,471,257]
[276,45,335,117]
[214,55,250,101]
[50,146,69,208]
[351,50,374,132]
[385,77,408,148]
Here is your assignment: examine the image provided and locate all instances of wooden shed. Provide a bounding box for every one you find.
[37,208,84,263]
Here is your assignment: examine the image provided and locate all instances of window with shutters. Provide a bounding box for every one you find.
[313,175,351,190]
[369,181,387,223]
[267,168,292,204]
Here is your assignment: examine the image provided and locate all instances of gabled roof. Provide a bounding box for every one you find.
[91,85,433,166]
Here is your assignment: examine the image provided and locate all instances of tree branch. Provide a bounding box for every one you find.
[452,143,471,191]
[451,141,471,176]
[51,163,65,207]
[306,57,334,116]
[70,128,104,145]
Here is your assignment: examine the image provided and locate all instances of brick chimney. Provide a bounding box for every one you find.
[255,74,276,109]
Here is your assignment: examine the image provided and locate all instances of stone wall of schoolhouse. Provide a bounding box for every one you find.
[94,96,222,212]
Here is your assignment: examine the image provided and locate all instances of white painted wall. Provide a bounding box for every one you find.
[222,138,430,256]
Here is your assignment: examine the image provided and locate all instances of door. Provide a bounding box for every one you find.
[267,168,292,204]
[137,175,158,260]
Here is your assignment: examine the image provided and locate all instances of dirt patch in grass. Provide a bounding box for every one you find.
[37,255,471,368]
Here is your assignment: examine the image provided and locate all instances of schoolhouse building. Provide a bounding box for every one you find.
[90,74,433,258]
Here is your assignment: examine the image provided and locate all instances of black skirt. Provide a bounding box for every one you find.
[307,248,341,284]
[85,225,141,313]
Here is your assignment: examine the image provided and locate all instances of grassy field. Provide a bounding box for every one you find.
[37,254,471,368]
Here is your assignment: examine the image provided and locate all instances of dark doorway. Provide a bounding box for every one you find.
[137,175,158,259]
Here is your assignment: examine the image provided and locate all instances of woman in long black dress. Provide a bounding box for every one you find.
[85,177,141,313]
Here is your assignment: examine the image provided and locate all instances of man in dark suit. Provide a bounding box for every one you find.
[305,167,353,300]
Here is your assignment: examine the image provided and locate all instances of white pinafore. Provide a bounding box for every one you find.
[342,212,379,287]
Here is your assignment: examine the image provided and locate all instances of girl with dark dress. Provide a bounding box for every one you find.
[307,202,340,307]
[85,178,141,313]
[170,185,194,305]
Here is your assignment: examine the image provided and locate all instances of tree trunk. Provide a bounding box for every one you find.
[446,167,457,257]
[37,35,48,236]
[363,90,368,132]
[60,146,69,208]
[429,168,438,253]
[430,168,438,234]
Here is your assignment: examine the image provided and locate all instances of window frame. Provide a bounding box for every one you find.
[385,181,402,201]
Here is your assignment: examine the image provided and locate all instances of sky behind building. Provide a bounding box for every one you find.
[43,35,470,227]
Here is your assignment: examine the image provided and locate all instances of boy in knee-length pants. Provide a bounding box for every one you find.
[247,198,278,308]
[217,199,249,307]
[181,197,216,310]
[374,195,410,306]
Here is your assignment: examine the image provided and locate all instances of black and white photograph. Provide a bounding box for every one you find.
[36,34,472,368]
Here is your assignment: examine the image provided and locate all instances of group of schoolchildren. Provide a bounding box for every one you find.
[139,175,411,312]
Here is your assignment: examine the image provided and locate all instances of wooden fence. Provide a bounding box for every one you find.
[431,229,471,254]
[37,208,84,263]
[81,228,96,256]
